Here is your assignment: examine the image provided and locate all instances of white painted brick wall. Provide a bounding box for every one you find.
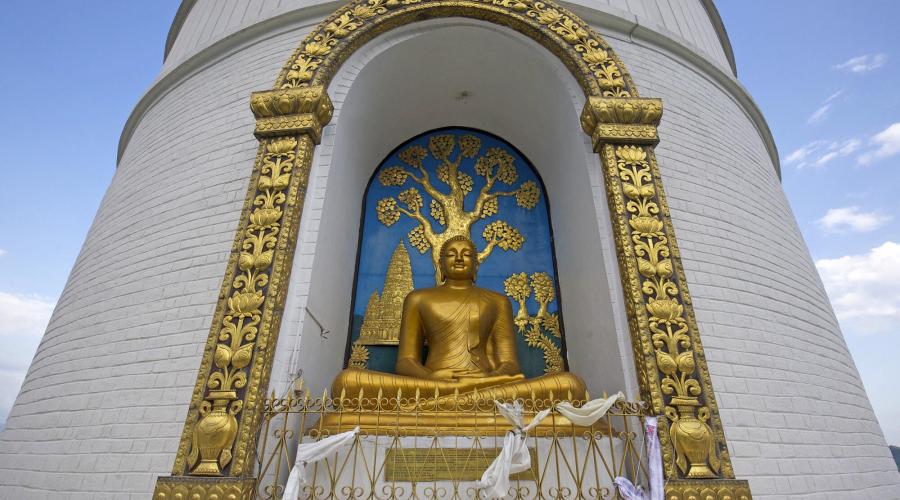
[163,0,731,79]
[0,25,311,500]
[0,3,897,499]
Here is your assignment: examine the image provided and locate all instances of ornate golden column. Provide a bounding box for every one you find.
[152,86,332,499]
[582,97,751,499]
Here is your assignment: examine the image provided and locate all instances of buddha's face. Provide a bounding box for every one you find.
[441,239,477,282]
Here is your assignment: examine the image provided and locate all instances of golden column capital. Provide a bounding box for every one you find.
[580,96,662,150]
[251,86,333,143]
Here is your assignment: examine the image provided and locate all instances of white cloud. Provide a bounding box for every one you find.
[784,139,861,168]
[858,122,900,165]
[833,53,887,73]
[806,90,843,125]
[806,104,831,124]
[0,292,55,339]
[0,292,55,427]
[817,242,900,335]
[784,141,825,166]
[817,206,892,233]
[0,249,6,258]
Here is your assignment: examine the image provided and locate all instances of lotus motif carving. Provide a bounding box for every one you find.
[646,299,683,323]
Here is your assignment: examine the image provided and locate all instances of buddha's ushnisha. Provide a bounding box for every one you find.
[332,236,585,402]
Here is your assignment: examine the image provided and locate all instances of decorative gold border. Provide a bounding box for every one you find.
[599,141,734,480]
[274,0,638,97]
[153,476,255,500]
[155,0,750,496]
[666,479,752,500]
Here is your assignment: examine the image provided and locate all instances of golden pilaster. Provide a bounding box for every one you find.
[583,97,749,493]
[152,88,331,499]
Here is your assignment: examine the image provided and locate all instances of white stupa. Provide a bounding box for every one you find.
[0,1,898,498]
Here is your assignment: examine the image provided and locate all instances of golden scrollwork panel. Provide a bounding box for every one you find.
[604,143,730,479]
[588,109,738,482]
[153,86,330,492]
[164,134,316,480]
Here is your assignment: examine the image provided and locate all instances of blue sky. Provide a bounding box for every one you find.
[0,1,897,447]
[718,1,900,447]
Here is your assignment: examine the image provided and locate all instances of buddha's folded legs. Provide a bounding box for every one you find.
[453,372,587,402]
[415,372,587,410]
[332,368,586,409]
[332,368,462,400]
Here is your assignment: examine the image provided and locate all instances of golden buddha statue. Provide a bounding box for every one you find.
[332,236,585,405]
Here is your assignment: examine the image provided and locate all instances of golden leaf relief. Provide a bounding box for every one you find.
[407,225,430,254]
[503,272,530,303]
[428,134,455,160]
[398,145,427,167]
[397,188,423,211]
[304,42,330,57]
[188,137,303,476]
[503,271,562,373]
[349,343,370,369]
[430,199,446,226]
[458,134,482,158]
[376,198,400,226]
[379,166,409,186]
[516,181,540,209]
[482,220,524,252]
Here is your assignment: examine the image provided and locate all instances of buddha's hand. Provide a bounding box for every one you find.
[482,373,525,384]
[456,371,525,385]
[427,369,460,381]
[452,369,492,380]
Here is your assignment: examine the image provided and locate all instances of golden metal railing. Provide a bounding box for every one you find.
[255,384,650,499]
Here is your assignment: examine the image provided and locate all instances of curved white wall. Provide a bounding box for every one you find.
[161,0,733,79]
[0,1,898,499]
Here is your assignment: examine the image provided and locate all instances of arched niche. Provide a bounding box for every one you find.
[272,19,637,400]
[158,0,745,490]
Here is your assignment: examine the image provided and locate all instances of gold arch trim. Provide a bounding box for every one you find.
[273,0,637,97]
[154,0,750,498]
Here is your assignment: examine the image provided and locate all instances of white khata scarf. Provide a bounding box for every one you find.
[477,401,551,499]
[556,391,624,426]
[478,393,628,499]
[614,416,664,500]
[283,426,360,500]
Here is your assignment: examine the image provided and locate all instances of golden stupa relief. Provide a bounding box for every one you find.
[357,242,414,345]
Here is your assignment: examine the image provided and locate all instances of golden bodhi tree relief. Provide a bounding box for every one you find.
[374,131,540,282]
